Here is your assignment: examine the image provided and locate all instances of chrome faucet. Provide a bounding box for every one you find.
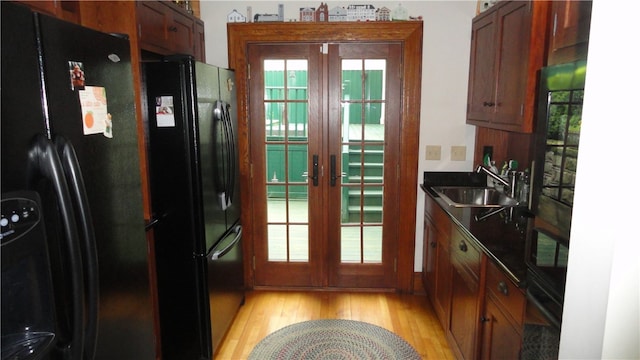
[476,164,517,198]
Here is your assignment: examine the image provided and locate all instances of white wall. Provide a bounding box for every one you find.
[200,0,478,273]
[200,1,640,358]
[559,0,640,358]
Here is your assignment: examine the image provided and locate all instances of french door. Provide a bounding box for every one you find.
[248,42,402,288]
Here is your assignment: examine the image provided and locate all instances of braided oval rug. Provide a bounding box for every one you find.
[248,319,422,360]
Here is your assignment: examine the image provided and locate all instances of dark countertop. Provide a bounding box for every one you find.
[422,172,532,287]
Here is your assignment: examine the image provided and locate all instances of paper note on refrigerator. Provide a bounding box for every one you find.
[155,96,176,127]
[79,86,111,137]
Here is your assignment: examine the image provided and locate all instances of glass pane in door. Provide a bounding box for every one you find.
[339,58,386,263]
[264,59,310,262]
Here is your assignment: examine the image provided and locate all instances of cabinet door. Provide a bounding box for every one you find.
[467,11,497,123]
[480,295,523,360]
[449,229,481,360]
[548,0,592,65]
[194,20,205,62]
[493,1,532,129]
[467,1,548,133]
[137,1,171,53]
[434,233,451,328]
[15,0,80,23]
[423,216,437,298]
[170,10,195,55]
[450,265,480,360]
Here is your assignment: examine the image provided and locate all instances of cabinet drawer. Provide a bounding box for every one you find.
[450,227,481,280]
[486,260,525,327]
[425,195,451,237]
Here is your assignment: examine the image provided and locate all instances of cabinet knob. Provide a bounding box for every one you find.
[168,26,178,32]
[458,241,467,252]
[480,316,491,323]
[430,241,437,248]
[497,281,509,296]
[483,101,495,107]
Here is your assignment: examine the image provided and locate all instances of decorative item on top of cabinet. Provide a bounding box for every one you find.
[467,1,550,133]
[547,0,592,65]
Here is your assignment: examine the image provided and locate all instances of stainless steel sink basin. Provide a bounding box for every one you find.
[432,186,519,208]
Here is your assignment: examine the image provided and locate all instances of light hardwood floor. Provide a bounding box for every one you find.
[214,290,455,359]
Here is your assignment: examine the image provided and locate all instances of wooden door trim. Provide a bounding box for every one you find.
[228,21,423,293]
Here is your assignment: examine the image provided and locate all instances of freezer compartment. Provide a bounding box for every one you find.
[206,224,244,354]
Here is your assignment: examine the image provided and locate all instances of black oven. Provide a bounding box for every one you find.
[521,228,569,360]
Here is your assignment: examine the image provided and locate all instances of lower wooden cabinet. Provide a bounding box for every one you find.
[423,216,437,297]
[423,193,526,360]
[434,232,452,328]
[481,260,525,360]
[480,295,523,360]
[450,265,480,360]
[449,227,482,360]
[422,195,452,328]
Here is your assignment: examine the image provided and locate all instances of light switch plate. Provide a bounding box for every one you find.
[425,145,441,160]
[451,146,466,161]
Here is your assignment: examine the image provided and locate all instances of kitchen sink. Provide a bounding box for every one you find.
[432,186,519,208]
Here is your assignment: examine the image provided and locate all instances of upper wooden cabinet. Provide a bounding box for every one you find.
[14,0,80,23]
[194,20,206,63]
[137,1,204,60]
[547,0,592,65]
[467,1,549,133]
[15,0,204,61]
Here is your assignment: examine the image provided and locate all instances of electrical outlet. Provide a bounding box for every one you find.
[451,146,466,161]
[425,145,441,160]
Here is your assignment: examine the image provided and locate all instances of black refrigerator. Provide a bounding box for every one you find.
[1,2,155,359]
[144,57,244,359]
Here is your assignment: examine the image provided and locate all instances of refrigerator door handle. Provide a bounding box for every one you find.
[54,136,99,360]
[145,211,169,231]
[224,102,237,207]
[222,103,231,209]
[28,135,85,360]
[145,217,160,231]
[215,100,231,211]
[211,225,242,260]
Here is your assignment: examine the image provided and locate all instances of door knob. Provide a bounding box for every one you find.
[309,154,319,186]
